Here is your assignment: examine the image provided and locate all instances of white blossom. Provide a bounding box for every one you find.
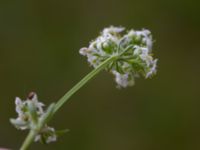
[29,93,44,115]
[35,126,57,144]
[146,59,158,78]
[102,26,125,35]
[15,97,24,116]
[112,71,134,88]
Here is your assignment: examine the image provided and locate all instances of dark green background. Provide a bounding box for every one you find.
[0,0,200,149]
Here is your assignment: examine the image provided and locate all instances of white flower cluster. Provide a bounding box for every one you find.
[10,92,57,144]
[35,125,57,144]
[80,26,158,88]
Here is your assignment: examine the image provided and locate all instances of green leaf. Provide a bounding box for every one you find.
[56,129,70,137]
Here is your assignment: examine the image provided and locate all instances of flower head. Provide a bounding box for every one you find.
[80,26,158,88]
[10,92,57,144]
[35,125,57,144]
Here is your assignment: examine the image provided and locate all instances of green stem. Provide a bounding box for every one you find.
[19,55,117,150]
[20,130,37,150]
[54,55,117,113]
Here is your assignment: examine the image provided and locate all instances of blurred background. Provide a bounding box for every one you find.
[0,0,200,149]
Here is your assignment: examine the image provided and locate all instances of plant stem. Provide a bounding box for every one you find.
[54,55,117,113]
[20,130,36,150]
[19,55,117,150]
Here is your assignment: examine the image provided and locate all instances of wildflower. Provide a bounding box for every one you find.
[80,26,158,88]
[35,126,57,144]
[10,92,57,144]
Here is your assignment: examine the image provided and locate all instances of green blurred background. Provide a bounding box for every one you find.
[0,0,200,149]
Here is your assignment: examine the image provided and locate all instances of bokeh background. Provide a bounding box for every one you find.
[0,0,200,149]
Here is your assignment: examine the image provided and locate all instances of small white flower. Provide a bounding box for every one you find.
[102,26,125,35]
[79,47,89,56]
[29,93,44,115]
[135,29,153,50]
[15,97,23,115]
[35,126,57,144]
[112,71,134,88]
[146,59,158,78]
